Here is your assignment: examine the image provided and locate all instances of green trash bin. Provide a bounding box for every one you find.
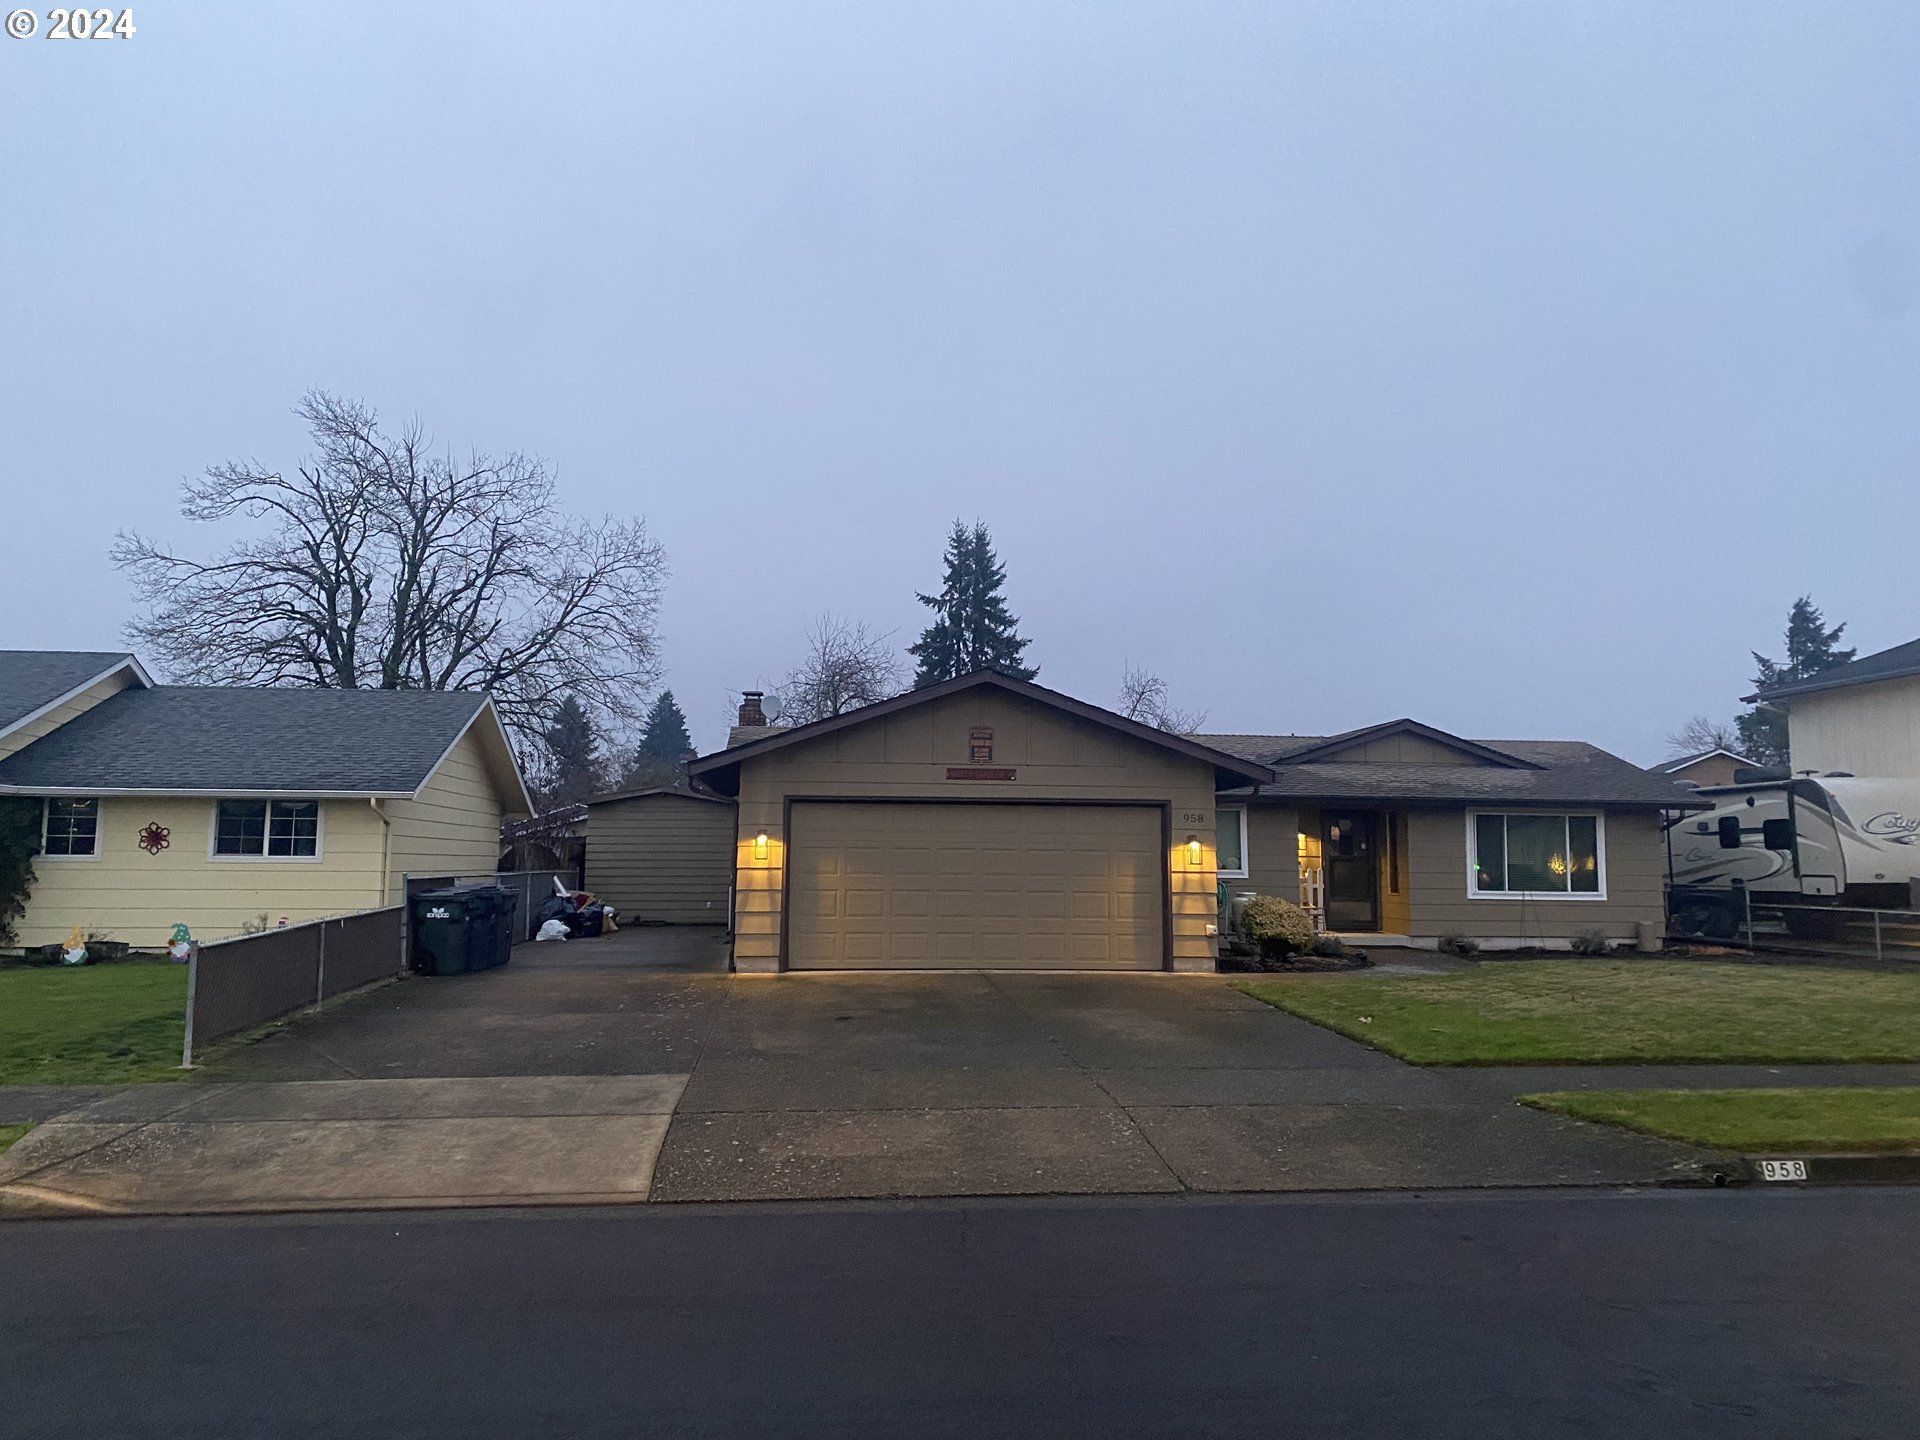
[411,889,474,977]
[490,888,518,967]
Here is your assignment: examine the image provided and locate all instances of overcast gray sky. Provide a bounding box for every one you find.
[3,3,1915,758]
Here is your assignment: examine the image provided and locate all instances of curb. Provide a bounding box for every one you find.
[1740,1154,1920,1186]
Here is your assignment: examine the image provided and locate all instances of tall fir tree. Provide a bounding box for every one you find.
[908,521,1037,687]
[635,691,693,760]
[624,690,694,787]
[540,693,604,807]
[1736,596,1856,769]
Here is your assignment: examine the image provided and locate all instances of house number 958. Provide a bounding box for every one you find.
[1178,811,1209,827]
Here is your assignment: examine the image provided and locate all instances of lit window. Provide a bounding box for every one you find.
[216,800,319,857]
[1469,812,1603,898]
[44,799,98,857]
[1215,807,1247,877]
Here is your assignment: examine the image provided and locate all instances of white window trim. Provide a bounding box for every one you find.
[40,797,101,861]
[207,799,327,863]
[1464,808,1608,902]
[1215,805,1249,879]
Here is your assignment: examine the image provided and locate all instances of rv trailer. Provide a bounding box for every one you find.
[1667,776,1920,912]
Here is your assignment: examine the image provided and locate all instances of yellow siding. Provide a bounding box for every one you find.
[1402,807,1665,945]
[18,796,387,948]
[379,727,508,900]
[0,668,137,761]
[1789,677,1920,778]
[731,688,1220,972]
[585,794,735,924]
[1378,810,1411,934]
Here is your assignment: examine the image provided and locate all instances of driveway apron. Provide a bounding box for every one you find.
[1,934,1725,1214]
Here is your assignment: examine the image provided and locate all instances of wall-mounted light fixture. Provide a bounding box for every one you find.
[1186,834,1202,868]
[753,832,769,861]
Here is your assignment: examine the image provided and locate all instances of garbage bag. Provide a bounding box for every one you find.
[535,918,571,942]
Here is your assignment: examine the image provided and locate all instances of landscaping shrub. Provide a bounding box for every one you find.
[1438,935,1480,957]
[1241,895,1317,958]
[0,797,41,948]
[1570,929,1613,956]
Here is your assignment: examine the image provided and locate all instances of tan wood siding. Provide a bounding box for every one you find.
[1403,807,1665,943]
[732,688,1218,971]
[585,794,735,925]
[1789,677,1920,779]
[380,727,508,899]
[787,802,1162,970]
[0,668,138,761]
[1227,804,1300,902]
[1322,734,1489,765]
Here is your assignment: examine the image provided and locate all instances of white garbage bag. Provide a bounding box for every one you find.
[535,918,571,942]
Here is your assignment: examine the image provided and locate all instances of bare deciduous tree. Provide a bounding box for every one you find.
[112,391,667,745]
[775,613,906,724]
[1118,664,1207,735]
[1666,715,1742,759]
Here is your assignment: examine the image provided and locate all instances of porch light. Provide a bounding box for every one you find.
[754,832,768,861]
[1187,834,1202,867]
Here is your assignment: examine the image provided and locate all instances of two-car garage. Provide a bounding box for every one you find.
[688,671,1274,975]
[785,801,1166,971]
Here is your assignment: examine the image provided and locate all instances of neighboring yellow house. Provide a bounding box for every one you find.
[0,650,531,949]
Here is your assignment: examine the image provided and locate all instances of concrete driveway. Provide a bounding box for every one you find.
[0,930,1723,1213]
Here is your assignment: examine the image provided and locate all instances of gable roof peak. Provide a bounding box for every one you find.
[1276,717,1542,770]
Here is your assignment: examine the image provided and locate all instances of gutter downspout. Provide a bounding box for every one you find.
[370,797,393,906]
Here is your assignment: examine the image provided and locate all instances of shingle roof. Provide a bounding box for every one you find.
[1203,732,1702,809]
[0,651,139,735]
[1751,636,1920,702]
[0,686,491,794]
[1653,748,1755,773]
[727,723,788,749]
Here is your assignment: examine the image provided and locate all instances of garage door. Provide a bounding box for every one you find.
[786,802,1164,970]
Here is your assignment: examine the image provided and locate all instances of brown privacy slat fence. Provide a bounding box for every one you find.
[182,906,405,1066]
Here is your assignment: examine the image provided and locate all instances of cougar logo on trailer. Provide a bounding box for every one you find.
[1861,812,1920,843]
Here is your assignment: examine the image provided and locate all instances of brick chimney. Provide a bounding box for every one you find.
[738,690,766,727]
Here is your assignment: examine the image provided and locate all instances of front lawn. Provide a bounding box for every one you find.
[0,961,187,1084]
[1523,1088,1920,1153]
[1237,960,1920,1065]
[0,1124,28,1154]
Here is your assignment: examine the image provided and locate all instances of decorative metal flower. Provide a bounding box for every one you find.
[138,823,171,855]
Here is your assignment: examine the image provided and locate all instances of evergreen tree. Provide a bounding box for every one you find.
[1736,596,1856,769]
[539,694,604,807]
[624,689,694,787]
[908,521,1037,687]
[635,690,693,761]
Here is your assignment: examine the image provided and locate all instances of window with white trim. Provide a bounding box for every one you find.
[44,798,99,857]
[1468,811,1605,898]
[1215,807,1248,878]
[215,800,320,858]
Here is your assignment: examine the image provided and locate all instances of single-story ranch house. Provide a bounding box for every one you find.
[686,671,1700,972]
[0,650,530,949]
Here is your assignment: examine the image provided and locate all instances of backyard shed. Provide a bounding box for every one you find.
[583,785,736,926]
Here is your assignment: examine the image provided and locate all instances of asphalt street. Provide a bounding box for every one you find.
[6,1187,1917,1438]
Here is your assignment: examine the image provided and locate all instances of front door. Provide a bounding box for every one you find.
[1322,812,1379,931]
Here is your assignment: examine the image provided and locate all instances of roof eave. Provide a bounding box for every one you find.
[0,655,150,748]
[0,785,417,799]
[687,672,1276,786]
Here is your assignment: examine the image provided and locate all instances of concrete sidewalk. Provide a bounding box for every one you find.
[0,1076,684,1214]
